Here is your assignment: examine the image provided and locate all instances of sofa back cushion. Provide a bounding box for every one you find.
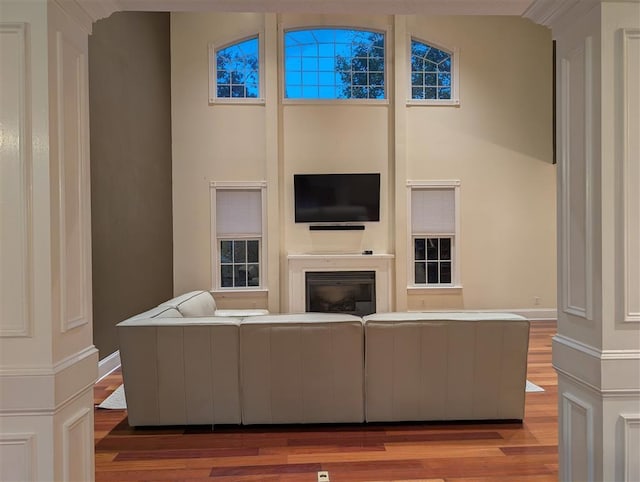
[363,312,530,422]
[117,317,241,426]
[123,305,182,323]
[239,313,365,424]
[160,290,217,317]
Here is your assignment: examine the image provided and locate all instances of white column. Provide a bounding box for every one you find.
[393,14,408,311]
[526,2,640,481]
[0,1,97,481]
[264,12,281,313]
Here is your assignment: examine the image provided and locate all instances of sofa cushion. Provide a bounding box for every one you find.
[240,313,365,424]
[160,290,217,317]
[363,312,530,422]
[117,317,241,426]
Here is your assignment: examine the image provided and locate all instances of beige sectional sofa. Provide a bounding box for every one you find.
[117,291,530,427]
[363,312,530,422]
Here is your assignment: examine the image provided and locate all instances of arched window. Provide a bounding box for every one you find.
[213,36,259,100]
[284,28,385,100]
[410,39,453,101]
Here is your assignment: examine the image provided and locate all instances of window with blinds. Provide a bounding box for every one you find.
[212,184,265,289]
[409,183,459,286]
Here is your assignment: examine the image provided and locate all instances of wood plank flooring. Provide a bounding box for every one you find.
[94,320,558,481]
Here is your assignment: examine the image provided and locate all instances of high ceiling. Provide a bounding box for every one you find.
[75,0,553,28]
[104,0,535,15]
[70,0,597,33]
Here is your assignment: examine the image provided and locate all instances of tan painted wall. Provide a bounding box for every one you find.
[171,13,556,313]
[404,16,556,310]
[89,12,174,358]
[171,13,267,296]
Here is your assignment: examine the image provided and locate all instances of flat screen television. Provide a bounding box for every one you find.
[294,173,380,223]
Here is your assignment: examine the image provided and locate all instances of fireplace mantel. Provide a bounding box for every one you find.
[287,253,394,313]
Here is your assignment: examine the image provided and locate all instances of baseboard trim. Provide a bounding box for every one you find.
[97,350,121,381]
[505,308,557,321]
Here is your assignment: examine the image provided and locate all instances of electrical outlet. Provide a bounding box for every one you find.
[317,471,330,482]
[534,296,541,306]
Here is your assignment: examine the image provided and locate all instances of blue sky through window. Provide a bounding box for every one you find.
[410,39,452,100]
[284,28,385,100]
[216,37,259,98]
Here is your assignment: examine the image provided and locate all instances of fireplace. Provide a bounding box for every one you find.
[305,271,376,317]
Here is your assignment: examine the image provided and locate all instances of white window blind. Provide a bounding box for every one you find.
[411,188,455,233]
[216,189,262,235]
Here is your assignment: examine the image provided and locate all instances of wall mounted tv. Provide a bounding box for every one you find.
[294,173,381,223]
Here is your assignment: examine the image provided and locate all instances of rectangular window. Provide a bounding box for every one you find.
[220,239,260,287]
[409,182,460,286]
[414,237,452,284]
[211,183,266,290]
[283,28,386,100]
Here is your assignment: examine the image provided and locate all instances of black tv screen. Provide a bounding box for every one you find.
[294,173,381,223]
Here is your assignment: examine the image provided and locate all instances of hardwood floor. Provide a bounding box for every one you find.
[94,320,558,481]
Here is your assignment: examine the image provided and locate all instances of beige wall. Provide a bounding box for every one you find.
[405,16,556,310]
[171,13,267,298]
[171,12,556,313]
[89,12,174,357]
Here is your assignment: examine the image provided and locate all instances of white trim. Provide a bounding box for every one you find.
[208,32,264,104]
[282,98,389,106]
[211,288,268,296]
[75,1,535,22]
[0,347,98,414]
[556,367,640,399]
[621,28,640,323]
[55,30,90,333]
[210,182,267,291]
[523,0,599,30]
[97,350,121,381]
[554,334,640,361]
[560,38,594,321]
[0,22,33,338]
[553,335,640,397]
[406,99,460,107]
[210,180,267,189]
[407,179,461,187]
[621,414,640,481]
[62,407,93,482]
[406,36,460,105]
[584,35,594,322]
[406,180,461,288]
[0,433,36,482]
[407,285,463,293]
[561,392,594,482]
[287,253,394,313]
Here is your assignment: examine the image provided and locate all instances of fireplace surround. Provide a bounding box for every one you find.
[287,253,394,313]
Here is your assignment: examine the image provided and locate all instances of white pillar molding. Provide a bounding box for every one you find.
[527,1,640,480]
[263,12,282,314]
[0,1,97,481]
[393,14,408,311]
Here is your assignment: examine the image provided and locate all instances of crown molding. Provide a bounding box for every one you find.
[66,0,532,16]
[523,0,600,28]
[55,0,122,33]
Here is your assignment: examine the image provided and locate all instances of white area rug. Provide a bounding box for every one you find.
[526,380,545,392]
[97,380,544,410]
[97,384,127,410]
